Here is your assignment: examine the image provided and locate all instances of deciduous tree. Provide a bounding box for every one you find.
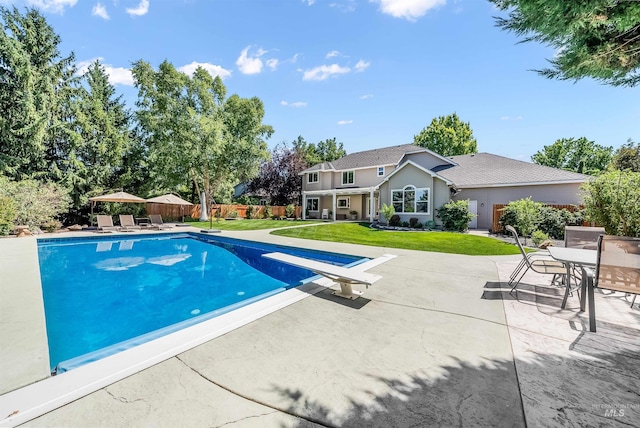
[490,0,640,86]
[413,113,477,157]
[531,137,612,175]
[132,60,272,213]
[611,139,640,172]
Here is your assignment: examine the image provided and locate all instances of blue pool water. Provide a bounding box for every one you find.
[37,233,363,372]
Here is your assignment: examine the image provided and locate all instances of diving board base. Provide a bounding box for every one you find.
[332,282,363,300]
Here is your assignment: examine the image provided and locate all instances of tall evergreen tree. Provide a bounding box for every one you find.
[491,0,640,86]
[0,6,77,180]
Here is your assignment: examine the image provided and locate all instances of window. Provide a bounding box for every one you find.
[337,197,350,208]
[377,166,385,177]
[306,198,319,212]
[259,199,267,206]
[342,170,355,185]
[391,185,429,214]
[308,172,319,183]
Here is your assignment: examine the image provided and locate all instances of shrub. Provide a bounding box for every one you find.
[264,205,272,219]
[415,222,424,229]
[43,219,62,233]
[436,199,475,232]
[227,210,238,218]
[285,204,295,218]
[582,169,640,237]
[531,230,550,247]
[401,221,410,227]
[389,214,401,227]
[499,197,543,239]
[246,205,256,219]
[537,206,583,239]
[409,217,419,228]
[0,195,16,235]
[0,177,70,229]
[380,203,395,225]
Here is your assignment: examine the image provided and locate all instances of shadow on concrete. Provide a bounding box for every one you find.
[309,288,371,309]
[272,351,639,428]
[273,357,526,428]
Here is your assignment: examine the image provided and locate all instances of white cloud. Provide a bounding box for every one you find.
[326,50,341,58]
[303,0,315,5]
[337,120,353,125]
[266,59,279,70]
[92,2,109,19]
[236,46,266,75]
[354,59,370,72]
[76,58,134,86]
[360,94,374,99]
[303,64,351,81]
[500,115,523,121]
[26,0,77,14]
[372,0,446,21]
[177,62,232,79]
[329,1,356,12]
[281,100,308,108]
[126,0,149,16]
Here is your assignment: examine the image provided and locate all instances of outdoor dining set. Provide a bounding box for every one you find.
[507,225,640,332]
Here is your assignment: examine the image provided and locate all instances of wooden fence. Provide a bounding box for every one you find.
[147,203,302,220]
[491,204,585,233]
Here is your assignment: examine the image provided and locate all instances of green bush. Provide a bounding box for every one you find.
[436,199,475,232]
[389,214,401,227]
[498,197,543,238]
[401,221,410,227]
[409,217,419,228]
[531,230,550,247]
[415,222,424,229]
[582,169,640,237]
[285,204,295,218]
[537,206,583,239]
[0,177,70,229]
[246,205,256,219]
[0,195,16,235]
[43,219,62,233]
[264,205,272,219]
[380,203,395,225]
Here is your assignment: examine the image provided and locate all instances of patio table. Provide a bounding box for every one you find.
[547,246,597,311]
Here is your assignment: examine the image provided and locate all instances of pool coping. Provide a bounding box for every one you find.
[0,229,358,427]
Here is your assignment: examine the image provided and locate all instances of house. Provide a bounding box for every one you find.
[299,144,589,230]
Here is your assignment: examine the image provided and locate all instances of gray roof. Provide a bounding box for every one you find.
[300,144,419,173]
[434,153,590,187]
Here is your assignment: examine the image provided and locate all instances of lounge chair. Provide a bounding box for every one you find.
[149,214,172,230]
[119,214,141,231]
[582,235,640,332]
[96,215,118,233]
[262,252,384,299]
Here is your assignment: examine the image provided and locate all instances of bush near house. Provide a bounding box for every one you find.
[500,199,584,240]
[436,199,474,232]
[0,196,16,236]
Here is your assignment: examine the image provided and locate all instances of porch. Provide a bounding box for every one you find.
[302,187,379,222]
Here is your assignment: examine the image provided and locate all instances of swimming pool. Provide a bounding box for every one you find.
[37,233,364,372]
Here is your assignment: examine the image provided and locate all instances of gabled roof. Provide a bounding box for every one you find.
[300,144,425,174]
[433,153,590,187]
[383,159,453,185]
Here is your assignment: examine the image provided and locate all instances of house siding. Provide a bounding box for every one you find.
[402,152,452,171]
[379,163,445,224]
[453,183,585,230]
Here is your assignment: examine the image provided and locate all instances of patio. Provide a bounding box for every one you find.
[1,228,638,427]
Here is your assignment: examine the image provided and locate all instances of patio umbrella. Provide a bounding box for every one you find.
[146,193,193,222]
[88,191,147,225]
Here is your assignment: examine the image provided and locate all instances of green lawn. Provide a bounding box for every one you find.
[186,219,322,231]
[271,222,522,256]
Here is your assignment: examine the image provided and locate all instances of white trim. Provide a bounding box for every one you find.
[383,159,453,185]
[299,163,398,175]
[391,185,431,215]
[377,166,385,177]
[337,197,350,209]
[302,186,378,196]
[457,179,587,189]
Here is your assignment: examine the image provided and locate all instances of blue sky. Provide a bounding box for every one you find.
[5,0,639,161]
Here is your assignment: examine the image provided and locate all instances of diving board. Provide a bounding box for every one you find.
[262,252,396,299]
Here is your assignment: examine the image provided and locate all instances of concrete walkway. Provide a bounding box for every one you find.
[3,228,639,427]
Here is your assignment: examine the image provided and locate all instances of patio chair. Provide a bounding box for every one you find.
[149,214,172,230]
[321,209,329,220]
[506,225,567,292]
[582,235,640,332]
[96,215,118,233]
[119,214,141,231]
[565,226,606,250]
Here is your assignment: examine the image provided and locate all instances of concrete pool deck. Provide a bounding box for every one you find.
[1,227,639,427]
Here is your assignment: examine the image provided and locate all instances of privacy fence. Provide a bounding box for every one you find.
[147,203,302,220]
[491,204,586,233]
